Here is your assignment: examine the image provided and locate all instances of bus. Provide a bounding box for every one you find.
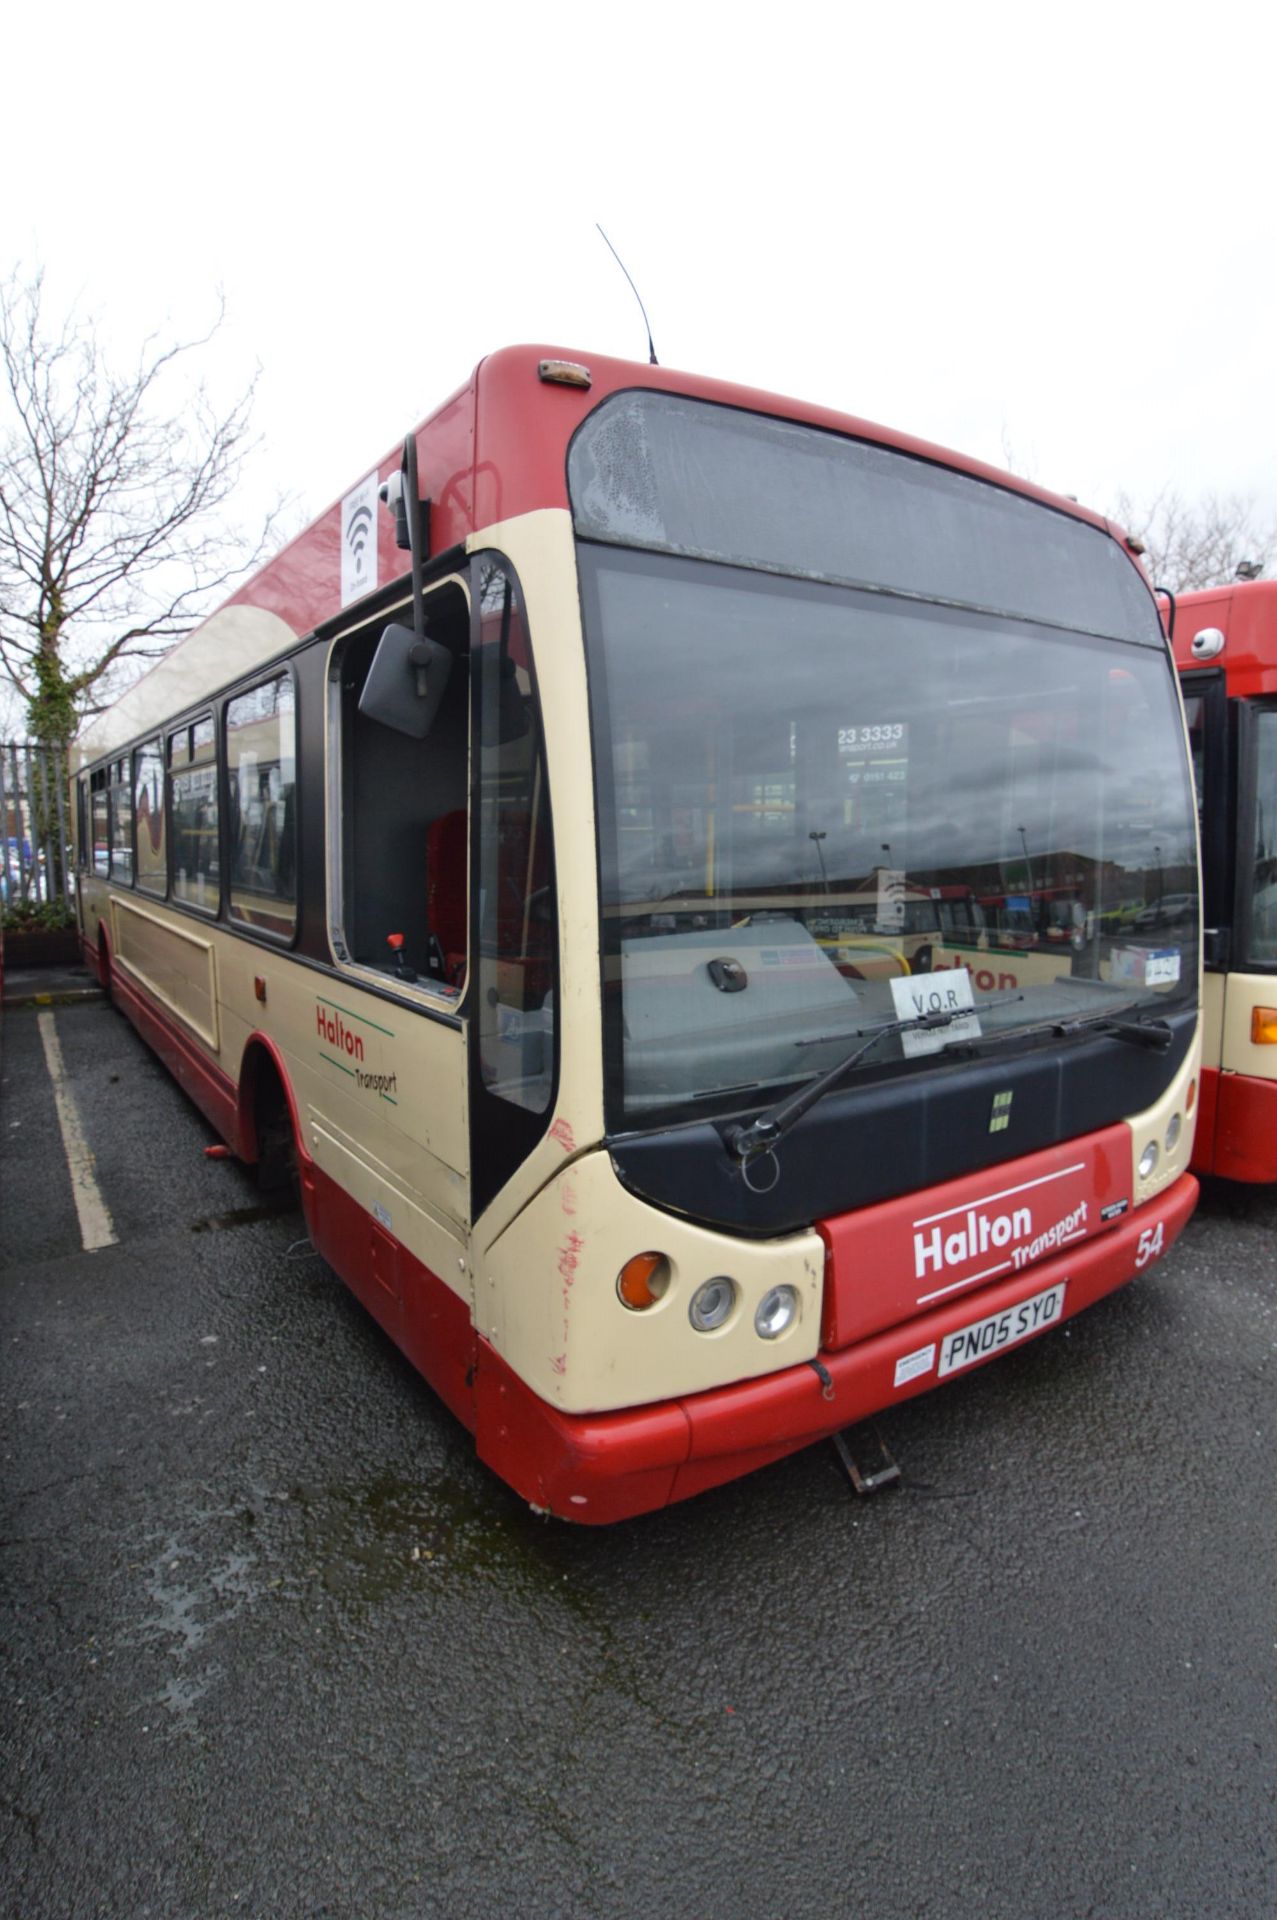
[1170,579,1277,1181]
[72,346,1202,1523]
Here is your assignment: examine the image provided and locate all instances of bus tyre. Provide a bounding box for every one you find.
[254,1069,298,1198]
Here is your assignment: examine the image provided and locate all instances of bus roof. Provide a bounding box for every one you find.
[77,344,1140,766]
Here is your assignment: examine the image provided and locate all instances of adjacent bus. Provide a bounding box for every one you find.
[73,347,1201,1522]
[1171,579,1277,1181]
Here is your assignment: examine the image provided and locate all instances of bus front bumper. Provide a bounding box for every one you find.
[476,1171,1199,1524]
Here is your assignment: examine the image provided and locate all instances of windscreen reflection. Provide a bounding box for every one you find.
[580,547,1199,1124]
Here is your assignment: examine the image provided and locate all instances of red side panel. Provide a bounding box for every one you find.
[301,1161,478,1435]
[1212,1073,1277,1183]
[819,1127,1133,1349]
[223,377,478,637]
[474,1345,689,1524]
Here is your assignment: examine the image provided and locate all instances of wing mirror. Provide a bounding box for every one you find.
[358,622,453,738]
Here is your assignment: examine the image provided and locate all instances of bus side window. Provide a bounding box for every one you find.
[134,738,167,896]
[90,768,110,876]
[227,676,297,939]
[475,559,556,1116]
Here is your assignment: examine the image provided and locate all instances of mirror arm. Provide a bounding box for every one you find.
[403,433,429,640]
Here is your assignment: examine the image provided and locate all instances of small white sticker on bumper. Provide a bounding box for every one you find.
[894,1343,937,1388]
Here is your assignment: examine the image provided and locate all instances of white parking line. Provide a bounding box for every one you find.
[37,1011,118,1253]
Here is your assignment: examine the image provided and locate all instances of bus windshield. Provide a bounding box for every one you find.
[580,544,1198,1127]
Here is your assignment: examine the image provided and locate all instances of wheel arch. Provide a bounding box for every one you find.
[237,1032,306,1170]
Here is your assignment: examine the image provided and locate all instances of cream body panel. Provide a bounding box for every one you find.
[1201,970,1225,1073]
[1219,972,1277,1082]
[479,1147,824,1414]
[464,509,608,1256]
[1126,1035,1201,1203]
[112,896,219,1051]
[216,944,470,1250]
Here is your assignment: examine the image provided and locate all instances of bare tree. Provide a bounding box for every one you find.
[1112,487,1276,595]
[0,266,281,746]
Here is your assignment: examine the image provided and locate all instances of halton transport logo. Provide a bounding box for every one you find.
[911,1163,1091,1288]
[316,998,399,1103]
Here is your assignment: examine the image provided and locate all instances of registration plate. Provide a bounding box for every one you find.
[937,1281,1067,1378]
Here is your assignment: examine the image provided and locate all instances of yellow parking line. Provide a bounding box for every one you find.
[37,1011,118,1253]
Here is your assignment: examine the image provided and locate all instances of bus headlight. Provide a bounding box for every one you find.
[1138,1140,1159,1180]
[1164,1112,1182,1155]
[755,1285,799,1340]
[689,1277,736,1332]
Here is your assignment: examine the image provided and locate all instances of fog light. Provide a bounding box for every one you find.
[616,1252,671,1312]
[755,1284,799,1340]
[1138,1140,1159,1180]
[689,1277,736,1332]
[1165,1112,1182,1154]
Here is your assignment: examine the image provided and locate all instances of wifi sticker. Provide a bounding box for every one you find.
[340,473,380,608]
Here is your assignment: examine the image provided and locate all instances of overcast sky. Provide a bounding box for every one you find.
[3,0,1275,560]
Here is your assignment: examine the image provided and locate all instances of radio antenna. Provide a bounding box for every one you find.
[596,224,659,365]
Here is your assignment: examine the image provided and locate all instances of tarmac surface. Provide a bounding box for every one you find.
[2,973,1275,1919]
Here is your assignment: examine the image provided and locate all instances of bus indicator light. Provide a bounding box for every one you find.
[1252,1006,1277,1045]
[616,1252,671,1311]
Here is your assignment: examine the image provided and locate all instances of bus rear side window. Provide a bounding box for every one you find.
[134,739,166,896]
[227,677,296,938]
[90,769,109,876]
[110,757,133,882]
[170,719,219,913]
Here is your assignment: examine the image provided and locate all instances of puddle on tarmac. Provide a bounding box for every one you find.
[189,1202,295,1233]
[286,1471,574,1609]
[140,1538,257,1657]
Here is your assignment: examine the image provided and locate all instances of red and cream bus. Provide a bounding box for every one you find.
[73,347,1201,1522]
[1171,579,1277,1181]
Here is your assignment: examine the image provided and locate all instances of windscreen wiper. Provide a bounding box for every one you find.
[929,1006,1176,1058]
[725,995,1023,1175]
[1058,1014,1174,1051]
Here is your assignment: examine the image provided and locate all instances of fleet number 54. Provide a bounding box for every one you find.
[1135,1223,1165,1268]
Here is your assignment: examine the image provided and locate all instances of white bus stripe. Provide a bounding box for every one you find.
[37,1012,118,1253]
[917,1260,1014,1305]
[913,1162,1087,1229]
